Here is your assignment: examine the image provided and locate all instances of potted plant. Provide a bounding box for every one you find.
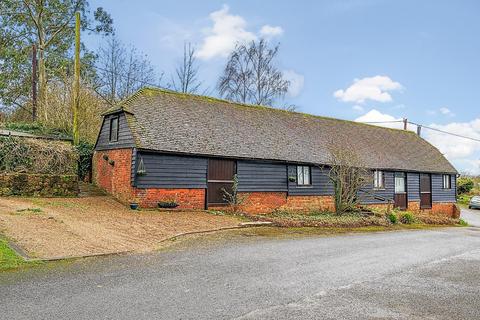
[129,198,140,210]
[158,200,179,209]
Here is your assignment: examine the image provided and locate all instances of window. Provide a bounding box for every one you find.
[297,166,311,186]
[109,116,119,142]
[395,172,406,193]
[373,170,384,189]
[443,174,451,189]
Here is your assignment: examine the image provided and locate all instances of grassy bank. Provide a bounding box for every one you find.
[0,239,41,272]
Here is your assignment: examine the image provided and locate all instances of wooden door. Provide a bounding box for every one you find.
[394,172,407,210]
[419,173,432,209]
[207,159,236,206]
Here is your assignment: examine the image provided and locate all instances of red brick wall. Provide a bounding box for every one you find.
[362,201,458,218]
[238,192,287,214]
[93,149,133,204]
[133,188,205,209]
[93,149,205,209]
[282,195,335,212]
[237,193,335,214]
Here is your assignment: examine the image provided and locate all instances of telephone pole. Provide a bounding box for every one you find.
[72,11,81,145]
[32,44,37,122]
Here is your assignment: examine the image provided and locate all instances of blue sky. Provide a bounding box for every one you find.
[86,0,480,174]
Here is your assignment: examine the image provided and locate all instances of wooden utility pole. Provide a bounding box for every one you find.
[403,118,408,130]
[31,44,38,122]
[72,11,81,145]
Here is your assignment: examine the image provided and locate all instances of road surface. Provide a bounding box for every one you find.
[2,219,480,319]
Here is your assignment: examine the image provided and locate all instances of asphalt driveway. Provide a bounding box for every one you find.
[2,223,480,320]
[462,206,480,227]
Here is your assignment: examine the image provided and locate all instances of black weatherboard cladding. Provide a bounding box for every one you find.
[95,112,135,150]
[134,152,207,189]
[236,161,288,192]
[358,171,395,204]
[287,165,333,195]
[432,174,456,202]
[407,172,420,201]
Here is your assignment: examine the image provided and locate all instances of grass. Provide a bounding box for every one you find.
[15,207,43,214]
[0,239,42,272]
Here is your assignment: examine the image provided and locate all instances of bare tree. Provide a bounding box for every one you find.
[96,35,157,104]
[170,43,202,94]
[218,39,290,107]
[325,144,369,214]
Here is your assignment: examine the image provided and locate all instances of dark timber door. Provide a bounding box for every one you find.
[394,172,407,210]
[207,159,236,206]
[420,173,432,209]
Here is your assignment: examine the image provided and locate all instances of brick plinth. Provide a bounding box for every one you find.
[363,201,458,218]
[134,188,205,209]
[282,195,335,212]
[408,201,420,211]
[239,192,287,214]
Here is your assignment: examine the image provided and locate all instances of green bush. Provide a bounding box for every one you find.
[400,212,415,224]
[457,177,474,195]
[457,194,472,205]
[458,218,469,226]
[75,141,94,180]
[387,213,398,224]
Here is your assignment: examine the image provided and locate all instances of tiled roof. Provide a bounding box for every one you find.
[107,88,457,174]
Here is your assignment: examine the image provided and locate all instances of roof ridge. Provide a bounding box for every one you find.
[122,86,417,136]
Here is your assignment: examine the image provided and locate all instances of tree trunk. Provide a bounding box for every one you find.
[37,45,47,121]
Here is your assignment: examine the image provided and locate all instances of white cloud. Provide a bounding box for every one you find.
[283,70,304,97]
[352,105,364,113]
[260,25,284,38]
[439,107,455,117]
[354,109,404,129]
[196,5,257,60]
[334,75,403,104]
[356,109,480,174]
[424,119,480,160]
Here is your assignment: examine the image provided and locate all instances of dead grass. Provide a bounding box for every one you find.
[0,196,243,259]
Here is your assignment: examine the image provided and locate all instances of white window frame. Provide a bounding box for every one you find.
[297,166,311,186]
[443,174,451,189]
[373,170,384,189]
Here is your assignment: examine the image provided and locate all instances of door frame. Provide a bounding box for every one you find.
[394,172,408,210]
[419,173,432,209]
[206,159,237,208]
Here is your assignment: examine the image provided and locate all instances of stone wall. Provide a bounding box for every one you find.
[0,173,78,197]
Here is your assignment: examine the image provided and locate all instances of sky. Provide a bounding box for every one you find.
[86,0,480,174]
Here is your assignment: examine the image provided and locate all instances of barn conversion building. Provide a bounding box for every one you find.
[93,88,458,216]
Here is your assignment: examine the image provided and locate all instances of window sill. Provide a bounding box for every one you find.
[296,185,313,188]
[373,188,386,191]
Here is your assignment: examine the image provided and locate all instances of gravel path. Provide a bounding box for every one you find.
[0,196,242,259]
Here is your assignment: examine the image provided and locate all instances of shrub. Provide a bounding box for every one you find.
[387,213,398,224]
[0,136,77,174]
[158,201,179,209]
[458,218,469,226]
[457,177,474,195]
[75,141,94,180]
[400,212,415,224]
